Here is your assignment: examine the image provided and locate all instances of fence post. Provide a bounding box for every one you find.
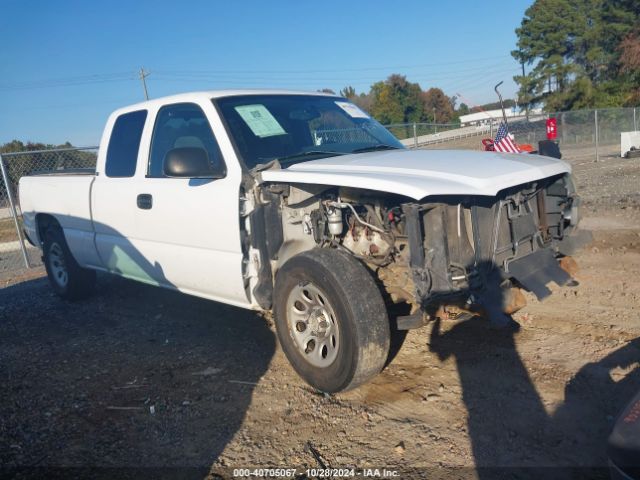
[0,154,30,268]
[594,109,600,163]
[634,107,637,132]
[413,123,417,148]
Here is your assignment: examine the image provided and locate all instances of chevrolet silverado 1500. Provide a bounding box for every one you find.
[19,90,589,392]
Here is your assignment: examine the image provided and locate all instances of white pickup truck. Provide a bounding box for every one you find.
[19,90,589,392]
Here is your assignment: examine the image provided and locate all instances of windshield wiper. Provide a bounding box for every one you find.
[351,144,402,153]
[277,150,347,165]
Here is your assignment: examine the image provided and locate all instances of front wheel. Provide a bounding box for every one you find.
[273,249,390,393]
[43,227,96,300]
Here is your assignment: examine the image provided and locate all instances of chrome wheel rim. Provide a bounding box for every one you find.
[49,242,68,288]
[286,282,340,368]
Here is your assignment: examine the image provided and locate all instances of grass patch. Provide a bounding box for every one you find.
[0,216,21,243]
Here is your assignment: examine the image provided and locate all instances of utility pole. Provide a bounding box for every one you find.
[521,61,529,121]
[139,67,150,100]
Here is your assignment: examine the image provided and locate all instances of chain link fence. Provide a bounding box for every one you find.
[385,122,487,148]
[389,107,639,161]
[0,147,97,274]
[504,108,638,160]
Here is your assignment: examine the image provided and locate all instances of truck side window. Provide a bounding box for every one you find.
[148,103,225,178]
[105,110,147,178]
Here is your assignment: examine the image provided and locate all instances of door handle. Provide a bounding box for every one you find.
[137,194,153,210]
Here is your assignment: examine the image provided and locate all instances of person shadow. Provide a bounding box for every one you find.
[428,265,640,479]
[430,316,550,473]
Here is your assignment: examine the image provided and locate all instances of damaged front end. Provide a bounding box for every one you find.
[397,173,591,327]
[269,172,591,329]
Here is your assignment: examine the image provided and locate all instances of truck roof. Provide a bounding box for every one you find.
[113,89,339,116]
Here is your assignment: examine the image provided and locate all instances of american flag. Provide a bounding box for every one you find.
[493,122,521,153]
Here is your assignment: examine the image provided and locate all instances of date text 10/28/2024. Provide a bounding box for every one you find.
[232,468,400,478]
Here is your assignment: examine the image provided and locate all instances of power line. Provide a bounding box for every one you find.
[0,58,508,91]
[150,67,520,90]
[0,61,520,98]
[151,62,515,83]
[151,64,518,83]
[157,54,508,75]
[0,72,136,91]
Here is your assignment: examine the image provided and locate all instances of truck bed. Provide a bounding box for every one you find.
[19,174,96,249]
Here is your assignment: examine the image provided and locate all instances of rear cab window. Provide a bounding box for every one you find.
[105,110,147,178]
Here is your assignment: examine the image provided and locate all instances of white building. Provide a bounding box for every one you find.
[459,107,543,126]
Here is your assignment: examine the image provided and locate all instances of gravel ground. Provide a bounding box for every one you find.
[1,145,639,479]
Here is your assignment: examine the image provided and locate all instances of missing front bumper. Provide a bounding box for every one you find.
[400,177,589,326]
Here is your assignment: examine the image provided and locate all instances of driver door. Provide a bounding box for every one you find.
[132,102,248,306]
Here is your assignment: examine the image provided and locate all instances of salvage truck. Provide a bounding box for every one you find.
[19,90,589,393]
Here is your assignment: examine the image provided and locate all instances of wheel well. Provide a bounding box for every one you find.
[35,214,61,245]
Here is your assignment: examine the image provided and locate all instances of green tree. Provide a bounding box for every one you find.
[457,103,470,117]
[513,0,639,110]
[369,74,424,124]
[1,140,48,153]
[353,92,373,113]
[340,86,357,99]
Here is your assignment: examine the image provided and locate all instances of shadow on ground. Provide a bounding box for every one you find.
[0,274,275,476]
[429,316,639,478]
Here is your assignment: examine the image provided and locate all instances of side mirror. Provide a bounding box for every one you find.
[163,147,223,178]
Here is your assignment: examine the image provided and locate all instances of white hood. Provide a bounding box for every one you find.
[260,149,571,200]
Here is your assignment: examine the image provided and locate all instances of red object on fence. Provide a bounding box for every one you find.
[546,118,558,140]
[482,138,495,151]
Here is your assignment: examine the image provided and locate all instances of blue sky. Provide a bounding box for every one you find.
[0,0,532,146]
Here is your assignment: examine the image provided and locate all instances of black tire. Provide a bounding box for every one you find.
[273,248,390,393]
[43,226,96,300]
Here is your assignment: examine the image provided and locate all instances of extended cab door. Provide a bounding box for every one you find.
[131,101,249,307]
[91,109,157,280]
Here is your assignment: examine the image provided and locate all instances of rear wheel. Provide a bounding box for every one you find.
[273,248,390,393]
[43,227,96,300]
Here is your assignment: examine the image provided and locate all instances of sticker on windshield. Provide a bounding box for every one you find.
[234,104,286,138]
[335,101,369,119]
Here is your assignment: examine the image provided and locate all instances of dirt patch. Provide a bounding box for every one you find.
[1,150,639,477]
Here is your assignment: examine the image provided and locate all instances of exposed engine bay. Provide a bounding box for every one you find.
[242,173,590,328]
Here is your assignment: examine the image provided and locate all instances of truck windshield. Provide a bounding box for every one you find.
[215,94,404,170]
